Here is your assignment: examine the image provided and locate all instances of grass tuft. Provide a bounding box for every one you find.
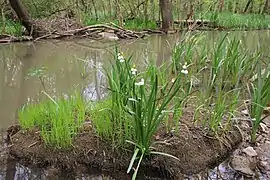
[0,18,23,36]
[249,63,270,143]
[18,91,86,148]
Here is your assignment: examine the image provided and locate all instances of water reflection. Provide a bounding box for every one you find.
[82,52,107,101]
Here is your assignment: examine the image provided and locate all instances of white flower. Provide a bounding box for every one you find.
[171,78,175,83]
[181,62,188,75]
[182,62,188,69]
[181,69,188,75]
[135,78,144,86]
[131,67,137,75]
[117,53,124,62]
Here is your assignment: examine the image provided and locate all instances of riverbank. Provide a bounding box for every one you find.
[1,11,270,43]
[198,12,270,30]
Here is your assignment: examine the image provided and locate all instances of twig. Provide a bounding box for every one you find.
[109,22,127,31]
[144,29,164,34]
[34,32,54,42]
[0,36,33,43]
[28,141,38,148]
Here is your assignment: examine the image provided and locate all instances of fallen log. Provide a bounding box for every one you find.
[0,23,151,43]
[174,19,213,26]
[0,35,33,43]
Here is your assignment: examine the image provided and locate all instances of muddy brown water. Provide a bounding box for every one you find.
[0,31,270,179]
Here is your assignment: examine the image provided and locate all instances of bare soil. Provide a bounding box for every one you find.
[7,108,242,179]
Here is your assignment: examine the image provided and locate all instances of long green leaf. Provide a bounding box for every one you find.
[127,148,140,173]
[132,151,145,180]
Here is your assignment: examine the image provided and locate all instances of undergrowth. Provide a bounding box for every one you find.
[199,11,270,29]
[83,17,157,30]
[0,18,23,36]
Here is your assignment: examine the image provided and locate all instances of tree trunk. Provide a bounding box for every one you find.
[219,0,224,12]
[8,0,43,36]
[159,0,173,31]
[115,0,123,27]
[186,3,194,20]
[263,0,270,13]
[144,0,149,24]
[244,0,253,13]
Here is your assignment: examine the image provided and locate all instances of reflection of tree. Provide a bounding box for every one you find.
[74,41,116,51]
[0,43,36,131]
[0,47,23,128]
[93,52,101,100]
[6,163,46,179]
[83,51,107,101]
[18,44,36,110]
[156,35,173,66]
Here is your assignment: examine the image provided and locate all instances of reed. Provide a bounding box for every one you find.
[249,63,270,143]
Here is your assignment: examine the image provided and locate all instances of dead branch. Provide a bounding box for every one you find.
[0,23,157,43]
[34,30,56,41]
[0,35,32,43]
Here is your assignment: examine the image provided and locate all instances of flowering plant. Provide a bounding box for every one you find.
[105,48,183,179]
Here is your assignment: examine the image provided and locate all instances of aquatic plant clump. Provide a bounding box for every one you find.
[96,48,187,179]
[171,33,265,136]
[18,92,86,148]
[249,63,270,143]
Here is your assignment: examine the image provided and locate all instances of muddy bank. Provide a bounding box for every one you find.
[224,110,270,179]
[7,108,243,179]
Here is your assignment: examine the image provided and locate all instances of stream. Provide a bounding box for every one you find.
[0,30,270,179]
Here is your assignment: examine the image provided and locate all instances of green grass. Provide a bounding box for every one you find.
[195,89,239,134]
[200,33,261,100]
[18,91,86,148]
[123,19,157,30]
[88,98,115,142]
[0,18,23,36]
[249,63,270,143]
[83,16,157,30]
[200,11,270,29]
